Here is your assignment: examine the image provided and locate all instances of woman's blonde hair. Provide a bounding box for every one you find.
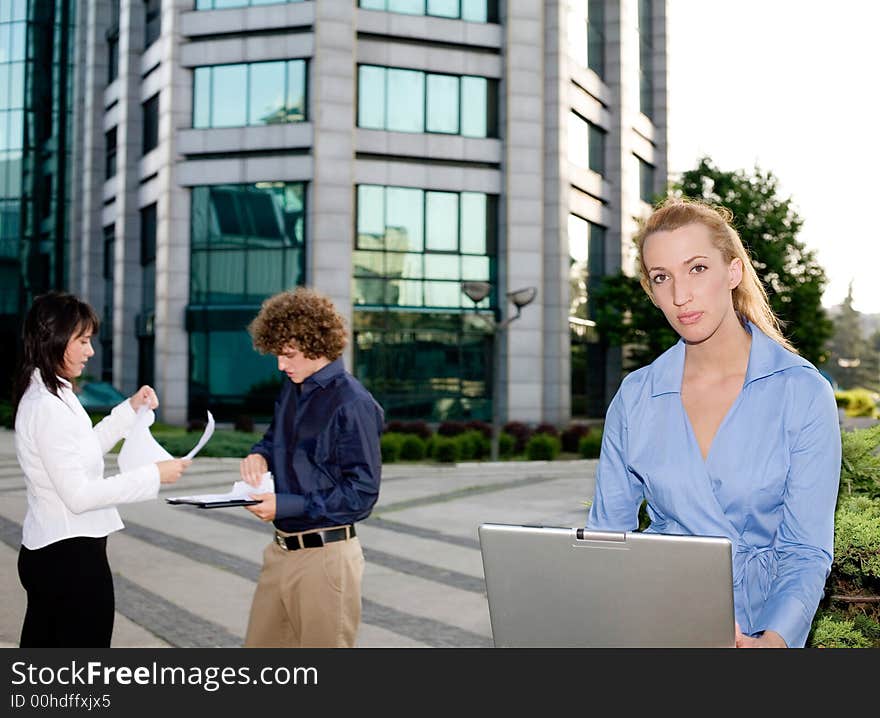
[636,197,795,353]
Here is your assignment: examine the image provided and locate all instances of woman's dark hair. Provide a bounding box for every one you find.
[12,291,100,415]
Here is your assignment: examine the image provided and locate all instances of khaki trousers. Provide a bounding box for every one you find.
[244,533,364,648]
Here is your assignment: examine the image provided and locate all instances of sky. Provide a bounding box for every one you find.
[666,0,880,313]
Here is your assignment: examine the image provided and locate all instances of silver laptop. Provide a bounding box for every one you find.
[479,523,735,648]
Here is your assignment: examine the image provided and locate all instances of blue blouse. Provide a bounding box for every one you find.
[587,323,840,647]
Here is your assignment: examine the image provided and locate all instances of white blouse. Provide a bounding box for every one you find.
[15,371,160,549]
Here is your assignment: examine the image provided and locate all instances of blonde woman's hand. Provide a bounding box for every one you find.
[157,459,191,484]
[129,385,159,411]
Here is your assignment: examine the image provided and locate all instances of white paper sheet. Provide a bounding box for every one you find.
[117,408,173,472]
[167,471,274,504]
[182,411,215,460]
[117,408,215,472]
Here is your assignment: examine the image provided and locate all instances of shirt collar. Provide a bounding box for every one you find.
[650,321,810,397]
[302,357,345,390]
[31,368,72,390]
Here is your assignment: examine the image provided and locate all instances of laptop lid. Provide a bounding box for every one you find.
[479,523,735,648]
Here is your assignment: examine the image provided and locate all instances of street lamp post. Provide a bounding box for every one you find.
[461,281,538,461]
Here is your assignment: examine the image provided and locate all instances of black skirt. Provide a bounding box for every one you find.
[17,535,115,648]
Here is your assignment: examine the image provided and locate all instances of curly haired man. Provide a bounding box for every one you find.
[239,288,384,647]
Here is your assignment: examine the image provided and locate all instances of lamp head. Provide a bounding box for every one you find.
[461,281,492,304]
[507,286,537,309]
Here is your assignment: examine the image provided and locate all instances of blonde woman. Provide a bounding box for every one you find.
[587,199,840,648]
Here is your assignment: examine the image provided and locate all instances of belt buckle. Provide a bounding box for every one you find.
[274,533,288,551]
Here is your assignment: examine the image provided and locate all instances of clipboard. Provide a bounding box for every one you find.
[165,497,261,509]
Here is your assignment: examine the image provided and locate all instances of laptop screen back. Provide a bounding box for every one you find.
[479,524,735,648]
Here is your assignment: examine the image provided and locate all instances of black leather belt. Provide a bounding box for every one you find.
[274,525,356,551]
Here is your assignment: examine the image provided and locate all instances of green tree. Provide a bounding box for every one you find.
[824,282,880,391]
[593,157,832,368]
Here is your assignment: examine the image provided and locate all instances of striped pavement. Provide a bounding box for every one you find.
[0,428,597,648]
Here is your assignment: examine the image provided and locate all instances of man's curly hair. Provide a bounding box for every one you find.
[248,288,348,360]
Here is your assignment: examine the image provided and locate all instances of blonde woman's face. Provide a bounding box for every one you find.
[642,223,743,344]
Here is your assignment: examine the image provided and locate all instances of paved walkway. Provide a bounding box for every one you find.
[0,428,597,648]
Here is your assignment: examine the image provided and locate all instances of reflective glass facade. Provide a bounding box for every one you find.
[359,0,498,23]
[638,155,655,203]
[196,0,303,9]
[193,60,307,128]
[0,0,75,397]
[569,214,606,417]
[358,65,498,138]
[354,184,496,310]
[188,182,306,418]
[354,184,496,421]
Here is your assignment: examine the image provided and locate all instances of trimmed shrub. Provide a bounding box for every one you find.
[454,430,488,461]
[525,433,561,461]
[503,421,533,454]
[437,421,467,437]
[381,433,404,463]
[432,435,460,463]
[535,422,559,438]
[561,423,591,453]
[578,431,603,459]
[465,420,492,439]
[399,434,427,461]
[498,432,515,459]
[385,420,433,440]
[186,418,207,433]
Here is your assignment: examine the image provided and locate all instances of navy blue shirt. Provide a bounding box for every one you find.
[250,358,384,533]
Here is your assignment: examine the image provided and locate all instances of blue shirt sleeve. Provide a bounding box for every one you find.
[587,390,644,531]
[754,378,840,648]
[274,398,382,523]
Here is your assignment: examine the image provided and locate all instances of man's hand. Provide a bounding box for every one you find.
[245,493,276,521]
[240,453,268,487]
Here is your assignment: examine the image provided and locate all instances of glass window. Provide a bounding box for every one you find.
[249,61,285,125]
[357,184,385,247]
[568,112,589,170]
[638,156,656,203]
[428,0,458,18]
[386,69,424,133]
[588,122,606,175]
[388,0,423,14]
[193,61,306,128]
[142,94,159,154]
[9,21,25,62]
[460,76,489,138]
[190,182,305,305]
[426,191,458,251]
[587,0,605,79]
[353,184,496,313]
[145,0,161,49]
[460,192,487,254]
[360,0,385,8]
[210,65,247,127]
[105,128,117,179]
[462,0,491,22]
[358,65,385,130]
[639,0,654,119]
[385,186,423,252]
[193,67,211,128]
[285,59,306,122]
[426,74,459,134]
[7,63,24,109]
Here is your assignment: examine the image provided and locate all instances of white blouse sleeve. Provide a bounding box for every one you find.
[35,399,160,514]
[91,397,139,454]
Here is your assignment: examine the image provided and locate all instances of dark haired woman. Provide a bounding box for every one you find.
[13,291,191,647]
